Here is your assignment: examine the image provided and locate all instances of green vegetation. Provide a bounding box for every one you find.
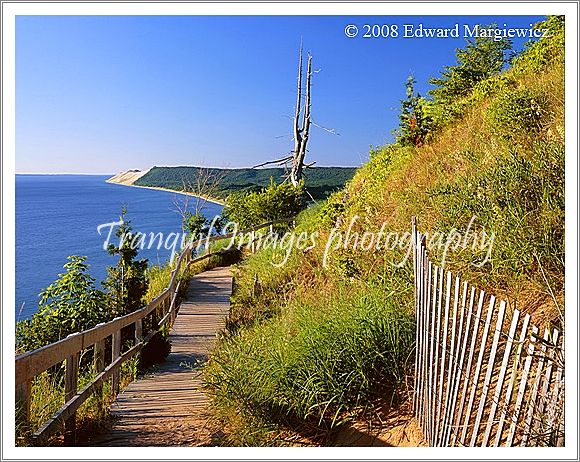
[16,15,565,447]
[426,23,513,128]
[396,75,432,147]
[15,201,237,445]
[16,256,108,354]
[207,280,415,444]
[205,16,565,445]
[134,166,356,201]
[102,208,149,317]
[223,181,305,229]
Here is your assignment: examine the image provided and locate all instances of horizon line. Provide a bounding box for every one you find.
[16,164,361,176]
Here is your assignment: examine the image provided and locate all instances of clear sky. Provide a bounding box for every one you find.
[16,15,545,174]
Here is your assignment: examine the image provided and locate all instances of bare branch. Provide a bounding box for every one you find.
[311,121,340,136]
[252,155,293,169]
[172,167,226,232]
[304,187,317,203]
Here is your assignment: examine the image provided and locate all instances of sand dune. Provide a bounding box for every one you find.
[106,169,149,185]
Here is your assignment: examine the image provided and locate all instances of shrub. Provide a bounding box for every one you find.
[471,74,516,101]
[512,16,564,73]
[317,191,346,227]
[396,75,433,147]
[139,332,171,370]
[487,87,547,142]
[16,256,109,353]
[223,180,305,229]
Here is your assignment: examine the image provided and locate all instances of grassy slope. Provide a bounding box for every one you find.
[204,18,564,445]
[134,166,357,200]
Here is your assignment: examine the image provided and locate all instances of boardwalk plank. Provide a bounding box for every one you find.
[89,267,232,447]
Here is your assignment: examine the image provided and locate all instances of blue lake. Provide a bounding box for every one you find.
[16,175,223,320]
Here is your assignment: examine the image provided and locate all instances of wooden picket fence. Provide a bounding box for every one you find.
[412,218,564,447]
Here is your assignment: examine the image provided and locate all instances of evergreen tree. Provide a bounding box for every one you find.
[397,75,431,147]
[429,25,512,103]
[103,207,148,317]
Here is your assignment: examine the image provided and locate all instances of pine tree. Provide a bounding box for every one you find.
[103,207,148,317]
[429,25,512,104]
[397,75,431,147]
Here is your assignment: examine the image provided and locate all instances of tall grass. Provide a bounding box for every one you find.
[205,279,415,445]
[17,354,138,446]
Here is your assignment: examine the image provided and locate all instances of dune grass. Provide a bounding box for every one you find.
[204,18,564,445]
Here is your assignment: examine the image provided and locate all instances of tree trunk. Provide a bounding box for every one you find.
[290,48,312,186]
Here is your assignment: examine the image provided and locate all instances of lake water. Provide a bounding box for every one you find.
[16,175,223,320]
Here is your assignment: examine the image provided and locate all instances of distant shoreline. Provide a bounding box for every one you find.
[107,181,226,206]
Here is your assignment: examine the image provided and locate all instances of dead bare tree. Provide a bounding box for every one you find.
[289,44,312,186]
[252,44,338,188]
[172,167,226,233]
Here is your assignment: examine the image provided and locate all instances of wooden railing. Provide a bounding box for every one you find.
[15,219,292,444]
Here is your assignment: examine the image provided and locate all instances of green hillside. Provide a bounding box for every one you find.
[204,16,565,445]
[134,166,357,200]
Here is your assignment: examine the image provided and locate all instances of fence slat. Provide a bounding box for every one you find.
[531,329,559,446]
[521,329,549,446]
[416,237,426,431]
[415,232,425,425]
[506,326,538,446]
[471,300,506,446]
[451,288,482,446]
[482,307,520,446]
[494,313,530,446]
[424,263,436,444]
[460,294,495,445]
[546,365,563,441]
[415,236,425,426]
[420,245,430,439]
[111,330,121,396]
[421,256,433,440]
[442,280,469,446]
[546,332,564,443]
[434,271,452,445]
[412,223,420,414]
[438,275,461,445]
[430,268,444,446]
[64,352,79,445]
[93,339,105,409]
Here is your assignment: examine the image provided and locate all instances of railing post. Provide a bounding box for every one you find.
[15,380,31,432]
[170,281,181,327]
[111,330,121,396]
[250,230,255,253]
[64,353,79,445]
[170,292,176,326]
[135,318,143,345]
[151,300,159,329]
[93,340,105,411]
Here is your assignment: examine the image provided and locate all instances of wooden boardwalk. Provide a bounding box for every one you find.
[90,267,232,447]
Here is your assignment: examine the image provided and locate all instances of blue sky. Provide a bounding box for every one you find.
[16,15,544,174]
